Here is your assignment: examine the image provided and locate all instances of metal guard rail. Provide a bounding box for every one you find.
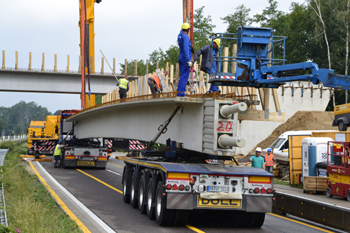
[273,192,350,231]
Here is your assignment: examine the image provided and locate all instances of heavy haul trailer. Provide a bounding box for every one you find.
[122,99,274,227]
[60,110,108,169]
[27,116,60,156]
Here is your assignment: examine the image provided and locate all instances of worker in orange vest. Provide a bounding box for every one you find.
[264,148,275,173]
[148,70,168,94]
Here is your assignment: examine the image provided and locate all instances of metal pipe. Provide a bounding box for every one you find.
[220,102,247,118]
[218,134,246,148]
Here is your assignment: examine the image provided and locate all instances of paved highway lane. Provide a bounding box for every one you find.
[40,157,338,233]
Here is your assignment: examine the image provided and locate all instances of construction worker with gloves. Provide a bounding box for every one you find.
[177,22,194,97]
[264,148,275,173]
[148,70,168,94]
[117,75,129,99]
[249,147,265,170]
[193,38,221,93]
[53,140,65,168]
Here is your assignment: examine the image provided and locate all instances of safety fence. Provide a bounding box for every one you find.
[0,149,9,227]
[273,192,350,231]
[0,135,26,141]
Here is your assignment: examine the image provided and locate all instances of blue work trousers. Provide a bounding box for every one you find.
[177,61,190,96]
[207,67,219,93]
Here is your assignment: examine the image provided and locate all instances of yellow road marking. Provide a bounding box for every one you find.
[77,169,123,194]
[107,162,124,169]
[186,224,205,233]
[29,162,91,233]
[268,213,334,233]
[78,168,207,232]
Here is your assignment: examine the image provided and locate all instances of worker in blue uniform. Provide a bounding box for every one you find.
[177,22,193,97]
[193,38,221,93]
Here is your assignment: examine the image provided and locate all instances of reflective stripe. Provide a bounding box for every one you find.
[53,144,61,156]
[119,78,129,89]
[265,154,274,166]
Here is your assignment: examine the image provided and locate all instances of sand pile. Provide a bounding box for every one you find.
[255,111,336,149]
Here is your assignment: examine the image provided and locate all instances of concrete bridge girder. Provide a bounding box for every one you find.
[0,69,139,94]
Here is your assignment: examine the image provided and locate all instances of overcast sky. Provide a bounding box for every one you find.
[0,0,305,113]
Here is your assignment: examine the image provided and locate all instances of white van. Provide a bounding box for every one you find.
[262,130,338,162]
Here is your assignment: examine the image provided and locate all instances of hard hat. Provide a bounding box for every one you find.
[256,147,262,152]
[182,22,190,30]
[58,140,63,144]
[267,148,272,152]
[213,38,221,48]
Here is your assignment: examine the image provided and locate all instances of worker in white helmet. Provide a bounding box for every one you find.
[193,38,221,93]
[249,147,265,169]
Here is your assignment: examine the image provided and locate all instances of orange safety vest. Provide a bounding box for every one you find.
[149,73,161,89]
[265,154,274,167]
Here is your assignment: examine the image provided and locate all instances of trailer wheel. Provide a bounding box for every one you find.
[61,155,66,168]
[155,181,175,226]
[326,187,332,198]
[237,212,253,227]
[146,176,155,219]
[347,191,350,202]
[250,213,265,228]
[122,168,130,203]
[130,169,138,208]
[138,171,147,214]
[173,210,189,226]
[338,121,348,131]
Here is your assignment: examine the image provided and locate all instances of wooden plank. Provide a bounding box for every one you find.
[264,88,270,119]
[170,64,174,91]
[54,54,57,72]
[146,60,149,75]
[101,57,104,74]
[15,51,18,70]
[272,89,281,115]
[2,50,4,69]
[124,59,127,75]
[29,52,32,71]
[238,110,285,122]
[134,59,138,76]
[42,53,45,71]
[252,88,257,109]
[303,176,328,191]
[66,55,70,72]
[175,63,179,88]
[258,88,265,110]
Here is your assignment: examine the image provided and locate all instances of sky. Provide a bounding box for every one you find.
[0,0,305,113]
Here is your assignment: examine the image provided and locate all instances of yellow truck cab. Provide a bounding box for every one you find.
[333,103,350,131]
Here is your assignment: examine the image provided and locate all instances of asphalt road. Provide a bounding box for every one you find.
[40,156,340,233]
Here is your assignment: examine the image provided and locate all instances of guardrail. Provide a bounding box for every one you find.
[0,135,26,141]
[0,149,9,227]
[273,192,350,231]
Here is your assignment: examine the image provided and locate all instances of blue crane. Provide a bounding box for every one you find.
[209,26,350,90]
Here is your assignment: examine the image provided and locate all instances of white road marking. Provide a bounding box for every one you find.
[36,162,116,233]
[107,169,121,176]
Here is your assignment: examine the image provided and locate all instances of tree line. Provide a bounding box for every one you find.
[120,0,350,110]
[0,101,60,135]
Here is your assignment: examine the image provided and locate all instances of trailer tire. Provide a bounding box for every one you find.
[138,171,147,214]
[338,121,348,131]
[123,168,130,203]
[61,155,66,168]
[130,169,138,208]
[173,210,189,226]
[146,176,155,219]
[250,213,265,228]
[326,187,332,198]
[237,212,253,227]
[155,181,175,226]
[347,191,350,202]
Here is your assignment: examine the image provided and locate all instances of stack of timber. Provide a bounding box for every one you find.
[101,47,260,106]
[303,176,328,193]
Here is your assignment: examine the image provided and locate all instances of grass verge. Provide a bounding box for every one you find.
[0,141,81,233]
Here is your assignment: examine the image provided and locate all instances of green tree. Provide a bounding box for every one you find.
[221,5,252,34]
[193,6,216,52]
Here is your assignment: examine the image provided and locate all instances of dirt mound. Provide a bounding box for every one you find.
[255,111,336,149]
